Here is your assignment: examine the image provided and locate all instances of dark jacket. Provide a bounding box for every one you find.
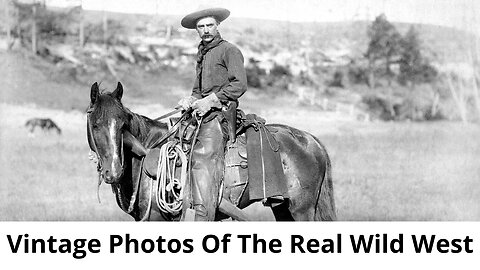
[192,41,247,102]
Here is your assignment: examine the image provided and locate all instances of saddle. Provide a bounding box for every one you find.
[225,113,289,206]
[142,111,289,207]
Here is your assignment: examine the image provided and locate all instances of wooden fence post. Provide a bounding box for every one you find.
[4,0,12,49]
[102,9,108,48]
[79,1,84,47]
[349,104,355,117]
[31,3,37,54]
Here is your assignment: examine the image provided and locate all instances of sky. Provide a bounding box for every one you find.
[44,0,479,34]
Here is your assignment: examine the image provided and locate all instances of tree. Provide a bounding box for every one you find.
[365,14,402,118]
[366,14,402,87]
[1,0,15,49]
[398,26,437,88]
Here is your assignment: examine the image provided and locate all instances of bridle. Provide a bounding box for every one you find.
[87,106,127,174]
[87,105,194,219]
[86,106,107,203]
[86,107,103,174]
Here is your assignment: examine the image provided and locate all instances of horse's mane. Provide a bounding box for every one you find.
[93,93,166,143]
[124,107,151,139]
[124,107,170,149]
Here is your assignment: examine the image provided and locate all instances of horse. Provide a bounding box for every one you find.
[87,82,336,221]
[25,118,62,135]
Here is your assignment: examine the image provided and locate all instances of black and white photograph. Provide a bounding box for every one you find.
[0,0,479,223]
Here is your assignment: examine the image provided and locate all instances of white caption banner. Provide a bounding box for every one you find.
[0,222,478,269]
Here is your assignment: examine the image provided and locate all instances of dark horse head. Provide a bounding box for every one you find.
[87,82,129,184]
[87,82,171,219]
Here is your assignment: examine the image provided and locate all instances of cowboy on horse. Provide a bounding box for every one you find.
[86,8,336,222]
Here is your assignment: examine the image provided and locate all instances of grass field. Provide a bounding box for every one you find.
[1,102,479,221]
[0,104,130,221]
[322,121,480,220]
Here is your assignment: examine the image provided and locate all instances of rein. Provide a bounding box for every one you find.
[149,109,191,149]
[153,108,183,121]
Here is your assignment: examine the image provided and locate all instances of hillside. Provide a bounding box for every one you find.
[79,10,477,63]
[1,7,479,122]
[0,48,194,111]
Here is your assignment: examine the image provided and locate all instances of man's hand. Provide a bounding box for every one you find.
[177,96,197,110]
[192,93,222,117]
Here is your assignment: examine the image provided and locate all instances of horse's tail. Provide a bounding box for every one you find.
[313,137,337,221]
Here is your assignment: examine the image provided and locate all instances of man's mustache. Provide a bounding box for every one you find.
[202,34,213,38]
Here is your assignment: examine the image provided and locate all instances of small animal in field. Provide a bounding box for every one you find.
[25,118,62,135]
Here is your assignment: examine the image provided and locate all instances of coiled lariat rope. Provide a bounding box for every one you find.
[140,140,188,221]
[156,141,188,214]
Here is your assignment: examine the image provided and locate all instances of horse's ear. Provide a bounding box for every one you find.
[90,82,100,104]
[112,82,123,101]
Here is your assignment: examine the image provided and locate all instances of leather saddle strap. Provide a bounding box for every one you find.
[150,110,191,149]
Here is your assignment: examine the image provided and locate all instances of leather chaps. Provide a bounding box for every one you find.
[190,116,228,221]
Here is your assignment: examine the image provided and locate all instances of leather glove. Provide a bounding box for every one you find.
[191,93,222,117]
[177,96,197,110]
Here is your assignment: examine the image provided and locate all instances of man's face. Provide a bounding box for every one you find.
[196,17,218,43]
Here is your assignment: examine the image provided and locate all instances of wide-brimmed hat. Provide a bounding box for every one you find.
[181,8,230,29]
